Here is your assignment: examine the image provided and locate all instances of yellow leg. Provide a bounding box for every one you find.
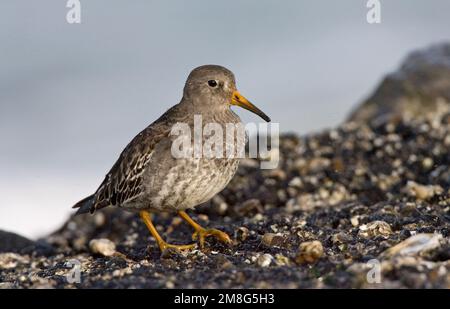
[178,211,232,248]
[140,211,196,251]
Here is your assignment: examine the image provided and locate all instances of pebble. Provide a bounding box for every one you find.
[198,214,209,222]
[89,239,117,257]
[358,221,392,238]
[257,254,273,267]
[252,213,264,222]
[274,254,290,266]
[261,233,285,247]
[288,177,302,188]
[236,199,264,215]
[383,233,444,257]
[235,227,249,242]
[165,281,175,289]
[212,195,228,215]
[295,241,324,264]
[406,181,443,200]
[422,157,434,169]
[350,216,359,227]
[94,213,106,227]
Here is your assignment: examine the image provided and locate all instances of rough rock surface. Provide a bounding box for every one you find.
[349,43,450,123]
[1,109,449,288]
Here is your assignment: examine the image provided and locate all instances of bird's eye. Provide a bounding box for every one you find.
[208,80,218,87]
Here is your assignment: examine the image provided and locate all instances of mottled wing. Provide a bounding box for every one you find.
[89,110,176,213]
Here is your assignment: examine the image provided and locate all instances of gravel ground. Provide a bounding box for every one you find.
[1,107,449,289]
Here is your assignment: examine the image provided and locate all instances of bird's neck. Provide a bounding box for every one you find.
[180,97,239,123]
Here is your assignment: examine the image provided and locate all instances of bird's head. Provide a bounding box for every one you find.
[183,65,270,122]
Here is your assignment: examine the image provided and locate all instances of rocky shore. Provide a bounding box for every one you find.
[1,44,449,289]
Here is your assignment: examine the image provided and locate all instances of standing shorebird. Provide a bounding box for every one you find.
[73,65,270,251]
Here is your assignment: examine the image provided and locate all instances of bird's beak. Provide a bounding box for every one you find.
[231,91,271,122]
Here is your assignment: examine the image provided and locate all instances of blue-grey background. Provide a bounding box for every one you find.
[1,0,449,238]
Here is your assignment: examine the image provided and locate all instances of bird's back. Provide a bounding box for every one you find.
[73,103,243,214]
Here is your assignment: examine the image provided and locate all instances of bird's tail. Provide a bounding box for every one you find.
[72,194,95,215]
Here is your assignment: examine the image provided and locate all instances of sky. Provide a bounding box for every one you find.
[1,0,450,238]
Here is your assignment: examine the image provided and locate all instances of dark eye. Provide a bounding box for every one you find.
[208,80,218,87]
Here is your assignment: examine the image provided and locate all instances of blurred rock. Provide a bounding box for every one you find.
[0,230,35,253]
[349,43,450,124]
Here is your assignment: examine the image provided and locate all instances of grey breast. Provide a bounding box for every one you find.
[124,109,243,212]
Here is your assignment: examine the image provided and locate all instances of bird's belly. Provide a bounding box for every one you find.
[140,158,239,212]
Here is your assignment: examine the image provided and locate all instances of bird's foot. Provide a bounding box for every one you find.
[192,228,232,249]
[158,241,197,252]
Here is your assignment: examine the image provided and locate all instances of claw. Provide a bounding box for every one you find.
[140,210,197,252]
[192,228,232,248]
[178,210,233,249]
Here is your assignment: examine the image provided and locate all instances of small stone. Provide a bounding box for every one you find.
[445,135,450,146]
[89,239,116,257]
[171,217,183,226]
[350,216,359,227]
[261,233,285,247]
[275,254,290,266]
[252,213,264,222]
[422,157,434,169]
[295,241,323,264]
[257,254,273,267]
[268,169,286,180]
[236,199,264,215]
[288,177,302,188]
[112,269,121,277]
[94,213,106,227]
[212,195,228,215]
[198,214,209,222]
[383,233,443,257]
[235,227,249,242]
[165,281,175,289]
[358,221,392,238]
[406,181,443,200]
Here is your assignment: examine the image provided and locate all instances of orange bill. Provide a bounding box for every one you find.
[231,91,271,122]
